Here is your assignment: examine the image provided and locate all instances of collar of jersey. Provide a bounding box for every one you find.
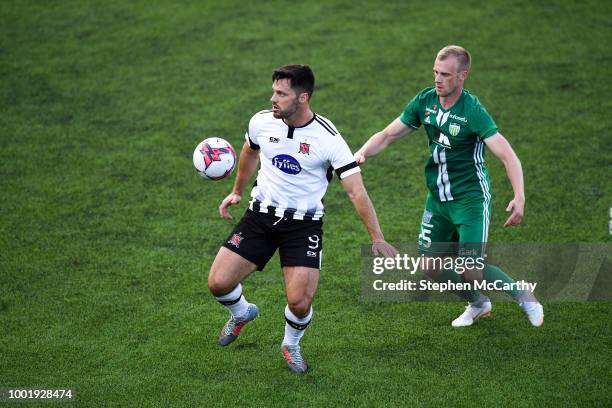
[437,89,466,112]
[282,112,317,129]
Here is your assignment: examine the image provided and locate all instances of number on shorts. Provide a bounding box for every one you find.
[419,222,433,248]
[308,235,320,250]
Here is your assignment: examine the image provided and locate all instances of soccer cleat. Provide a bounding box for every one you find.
[218,303,259,346]
[519,300,544,327]
[281,344,308,373]
[451,298,492,327]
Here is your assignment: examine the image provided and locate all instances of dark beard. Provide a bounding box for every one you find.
[273,99,299,119]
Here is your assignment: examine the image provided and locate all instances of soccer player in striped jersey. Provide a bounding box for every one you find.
[355,45,544,327]
[208,65,397,373]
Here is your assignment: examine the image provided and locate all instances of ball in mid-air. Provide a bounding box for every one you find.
[193,138,237,180]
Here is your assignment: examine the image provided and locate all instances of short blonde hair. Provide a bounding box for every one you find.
[437,45,471,73]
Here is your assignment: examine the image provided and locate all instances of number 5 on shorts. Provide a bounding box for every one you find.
[419,222,433,248]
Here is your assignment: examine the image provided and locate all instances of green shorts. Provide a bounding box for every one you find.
[418,193,492,257]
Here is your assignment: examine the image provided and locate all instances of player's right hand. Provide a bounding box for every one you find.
[219,193,241,220]
[354,150,366,165]
[372,241,399,258]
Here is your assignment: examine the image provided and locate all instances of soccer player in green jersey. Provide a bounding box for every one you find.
[355,45,544,327]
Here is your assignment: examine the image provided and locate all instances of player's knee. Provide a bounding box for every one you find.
[207,279,222,296]
[207,270,231,296]
[287,299,311,318]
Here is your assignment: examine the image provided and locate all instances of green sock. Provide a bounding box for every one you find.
[434,267,482,303]
[484,264,520,298]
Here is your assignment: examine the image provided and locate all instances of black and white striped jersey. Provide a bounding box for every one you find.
[245,110,360,220]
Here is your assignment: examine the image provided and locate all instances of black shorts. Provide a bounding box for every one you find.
[222,210,323,271]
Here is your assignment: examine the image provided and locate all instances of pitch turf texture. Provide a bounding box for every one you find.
[1,0,611,406]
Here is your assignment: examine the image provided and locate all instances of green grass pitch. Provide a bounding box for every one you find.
[1,0,611,406]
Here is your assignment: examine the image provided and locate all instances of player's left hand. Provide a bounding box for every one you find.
[354,151,366,165]
[372,241,399,258]
[504,196,525,226]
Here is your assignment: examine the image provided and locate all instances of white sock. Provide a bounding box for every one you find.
[215,284,249,317]
[282,304,313,346]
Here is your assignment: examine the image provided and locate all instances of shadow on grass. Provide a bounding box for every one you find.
[234,342,258,350]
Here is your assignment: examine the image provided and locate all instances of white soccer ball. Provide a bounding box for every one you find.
[193,138,237,180]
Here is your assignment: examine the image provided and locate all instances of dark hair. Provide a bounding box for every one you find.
[272,64,315,99]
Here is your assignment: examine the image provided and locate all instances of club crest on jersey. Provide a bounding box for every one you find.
[272,154,302,175]
[228,232,243,248]
[422,210,433,224]
[449,123,460,137]
[298,142,310,155]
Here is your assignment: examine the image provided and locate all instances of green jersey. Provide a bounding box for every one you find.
[400,87,498,202]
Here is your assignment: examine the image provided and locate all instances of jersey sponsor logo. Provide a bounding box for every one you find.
[272,154,302,174]
[298,142,310,155]
[269,136,280,143]
[449,123,460,137]
[449,114,467,123]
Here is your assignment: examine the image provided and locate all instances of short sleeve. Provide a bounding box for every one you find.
[245,114,261,150]
[472,105,498,140]
[399,93,422,129]
[328,134,361,180]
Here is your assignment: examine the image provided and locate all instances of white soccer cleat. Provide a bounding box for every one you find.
[452,298,492,327]
[519,300,544,327]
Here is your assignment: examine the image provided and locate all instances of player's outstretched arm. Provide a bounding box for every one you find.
[484,133,525,226]
[354,117,414,164]
[340,172,399,257]
[219,142,260,220]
